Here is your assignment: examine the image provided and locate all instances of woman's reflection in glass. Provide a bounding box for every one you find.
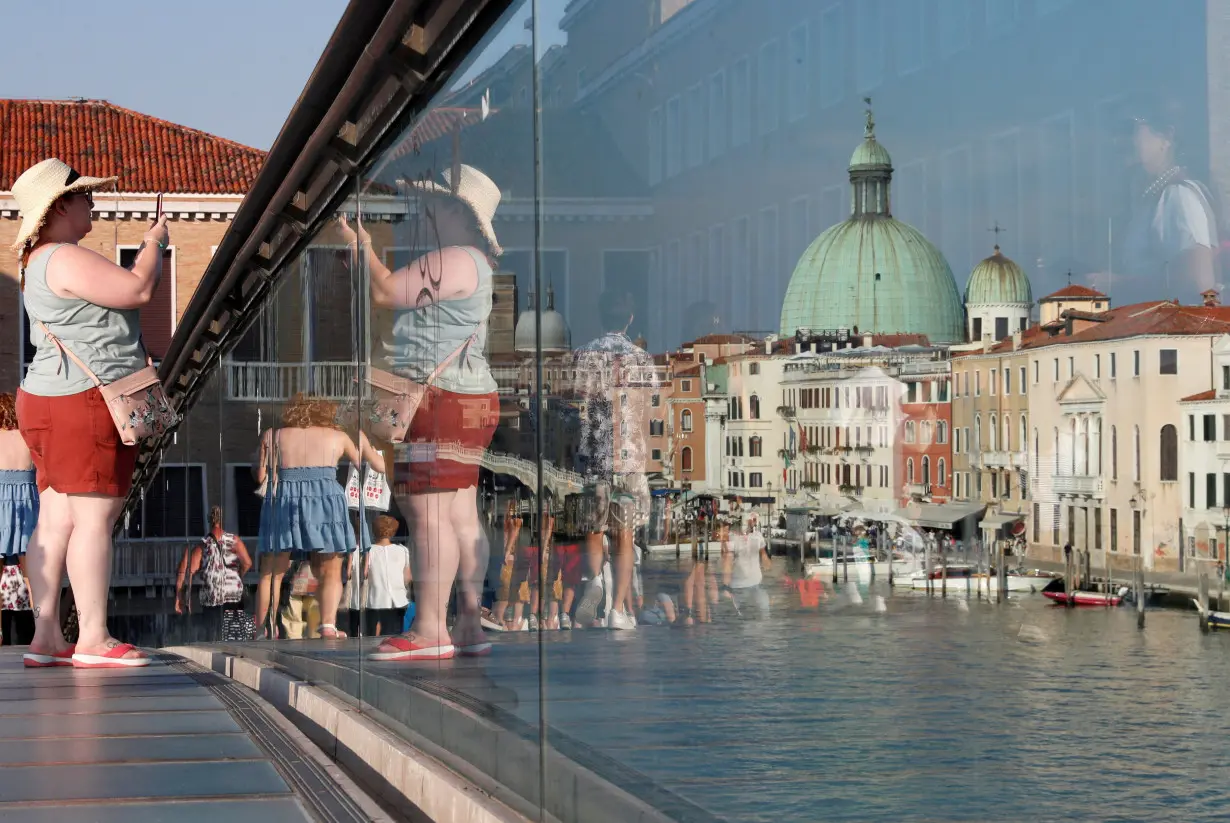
[1106,96,1221,301]
[344,164,502,661]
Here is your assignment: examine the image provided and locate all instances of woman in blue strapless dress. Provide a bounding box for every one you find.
[256,394,383,640]
[0,394,38,646]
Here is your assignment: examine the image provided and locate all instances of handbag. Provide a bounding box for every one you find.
[345,464,391,511]
[363,330,478,443]
[34,320,178,446]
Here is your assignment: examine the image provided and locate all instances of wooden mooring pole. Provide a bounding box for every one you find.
[1199,569,1210,634]
[1134,558,1145,629]
[941,548,948,598]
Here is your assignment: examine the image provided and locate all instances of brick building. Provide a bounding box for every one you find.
[0,99,263,394]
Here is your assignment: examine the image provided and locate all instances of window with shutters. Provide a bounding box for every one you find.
[116,246,175,360]
[1160,424,1178,481]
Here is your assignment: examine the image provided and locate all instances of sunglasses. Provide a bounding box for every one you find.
[67,191,94,208]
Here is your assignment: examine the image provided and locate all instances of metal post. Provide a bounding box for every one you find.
[924,539,932,596]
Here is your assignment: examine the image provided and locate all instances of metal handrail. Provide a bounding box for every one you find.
[118,0,516,532]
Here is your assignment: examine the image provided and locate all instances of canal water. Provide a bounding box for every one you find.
[492,573,1230,822]
[108,562,1230,822]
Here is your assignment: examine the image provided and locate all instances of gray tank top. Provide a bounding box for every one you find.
[21,244,146,397]
[382,246,497,395]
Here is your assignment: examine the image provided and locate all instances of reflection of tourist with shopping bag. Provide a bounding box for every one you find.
[345,463,392,511]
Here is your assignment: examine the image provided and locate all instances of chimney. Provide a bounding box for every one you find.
[1203,288,1220,307]
[1011,328,1023,351]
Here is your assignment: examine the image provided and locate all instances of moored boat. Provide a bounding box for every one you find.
[1191,598,1230,630]
[1041,577,1128,606]
[891,566,1058,593]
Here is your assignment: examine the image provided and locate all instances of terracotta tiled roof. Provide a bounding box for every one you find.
[688,333,758,346]
[0,99,264,194]
[1019,301,1230,350]
[387,107,492,161]
[675,364,702,377]
[1181,390,1218,402]
[1039,283,1108,301]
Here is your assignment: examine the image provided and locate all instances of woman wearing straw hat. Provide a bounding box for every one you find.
[11,158,169,668]
[340,164,501,661]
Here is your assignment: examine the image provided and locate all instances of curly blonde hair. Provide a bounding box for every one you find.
[0,394,16,431]
[281,393,342,430]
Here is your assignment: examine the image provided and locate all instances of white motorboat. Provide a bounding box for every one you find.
[804,549,922,582]
[891,565,1058,594]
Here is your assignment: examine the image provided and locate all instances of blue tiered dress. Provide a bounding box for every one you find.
[0,469,38,558]
[259,466,369,555]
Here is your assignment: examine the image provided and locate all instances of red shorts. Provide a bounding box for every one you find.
[557,543,584,587]
[16,388,137,497]
[394,387,499,493]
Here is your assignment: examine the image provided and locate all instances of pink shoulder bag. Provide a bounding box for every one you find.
[36,321,179,446]
[363,331,478,444]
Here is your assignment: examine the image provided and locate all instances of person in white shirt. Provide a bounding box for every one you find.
[1090,97,1220,303]
[720,514,771,619]
[363,515,412,636]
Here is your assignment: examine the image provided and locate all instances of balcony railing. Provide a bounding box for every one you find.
[1052,474,1105,497]
[979,450,1026,469]
[226,360,360,402]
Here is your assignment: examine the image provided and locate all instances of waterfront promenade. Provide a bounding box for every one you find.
[0,648,386,822]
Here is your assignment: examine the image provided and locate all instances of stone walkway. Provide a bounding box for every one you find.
[0,648,378,822]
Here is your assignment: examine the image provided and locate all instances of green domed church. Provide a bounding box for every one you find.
[963,244,1032,342]
[780,110,965,344]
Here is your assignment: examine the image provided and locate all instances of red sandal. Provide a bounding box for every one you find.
[23,645,75,668]
[370,635,454,661]
[72,643,150,668]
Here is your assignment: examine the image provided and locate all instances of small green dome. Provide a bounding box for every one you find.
[849,136,892,169]
[781,219,965,343]
[964,246,1032,305]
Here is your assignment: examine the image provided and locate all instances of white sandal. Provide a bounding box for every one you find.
[319,624,348,639]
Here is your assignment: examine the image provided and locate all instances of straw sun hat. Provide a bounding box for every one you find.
[408,164,502,256]
[10,158,117,252]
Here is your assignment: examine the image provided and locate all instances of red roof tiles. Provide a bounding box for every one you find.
[1181,390,1218,402]
[1018,301,1230,349]
[1040,283,1108,301]
[0,99,264,194]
